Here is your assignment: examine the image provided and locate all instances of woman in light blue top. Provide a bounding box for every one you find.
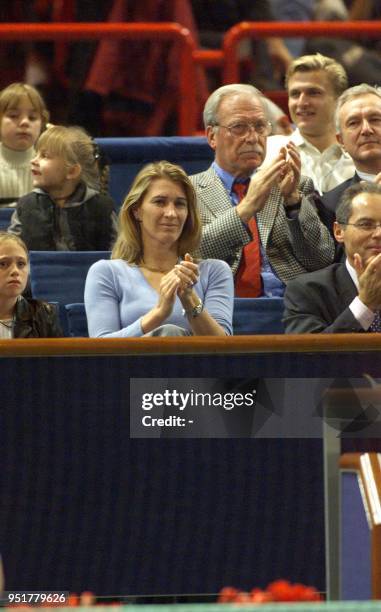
[85,161,234,337]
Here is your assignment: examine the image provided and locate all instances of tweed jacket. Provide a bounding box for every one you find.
[190,166,335,282]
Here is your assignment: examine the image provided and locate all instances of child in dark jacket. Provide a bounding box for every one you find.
[0,232,61,338]
[8,125,117,251]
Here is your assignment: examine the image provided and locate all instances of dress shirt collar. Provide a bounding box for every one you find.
[291,127,343,156]
[356,169,377,182]
[212,160,236,194]
[212,160,253,200]
[346,258,359,291]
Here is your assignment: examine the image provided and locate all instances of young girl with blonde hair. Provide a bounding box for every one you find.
[8,125,117,251]
[0,82,49,206]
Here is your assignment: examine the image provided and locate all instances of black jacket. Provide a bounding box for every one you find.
[9,184,117,251]
[13,297,62,338]
[321,173,361,214]
[283,263,364,334]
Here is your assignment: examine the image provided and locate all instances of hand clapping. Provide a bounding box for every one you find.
[354,251,381,311]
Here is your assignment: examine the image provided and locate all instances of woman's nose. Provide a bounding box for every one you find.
[164,203,177,215]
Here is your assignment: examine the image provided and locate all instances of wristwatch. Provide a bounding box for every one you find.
[183,299,203,318]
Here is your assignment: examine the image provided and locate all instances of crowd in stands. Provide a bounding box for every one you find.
[0,2,381,338]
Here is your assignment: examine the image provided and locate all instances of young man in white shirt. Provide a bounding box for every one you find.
[264,53,355,194]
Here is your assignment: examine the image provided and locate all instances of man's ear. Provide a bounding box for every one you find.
[333,220,345,243]
[336,131,344,149]
[206,125,217,151]
[67,163,81,181]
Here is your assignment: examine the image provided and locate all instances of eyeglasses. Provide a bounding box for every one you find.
[338,220,381,232]
[213,120,272,137]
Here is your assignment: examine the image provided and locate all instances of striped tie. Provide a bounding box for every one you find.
[369,311,381,332]
[233,180,262,297]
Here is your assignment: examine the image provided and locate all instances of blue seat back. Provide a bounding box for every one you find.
[233,297,285,334]
[0,207,14,230]
[29,251,110,335]
[96,137,213,208]
[65,303,88,338]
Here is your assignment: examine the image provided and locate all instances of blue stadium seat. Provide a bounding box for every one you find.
[0,207,14,230]
[65,303,88,338]
[29,251,110,334]
[233,297,285,334]
[96,136,213,208]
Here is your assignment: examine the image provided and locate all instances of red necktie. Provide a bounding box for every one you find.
[232,181,262,297]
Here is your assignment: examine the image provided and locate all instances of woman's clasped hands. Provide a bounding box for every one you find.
[157,253,199,318]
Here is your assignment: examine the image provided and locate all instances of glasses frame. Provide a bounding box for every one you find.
[338,220,381,232]
[213,120,272,137]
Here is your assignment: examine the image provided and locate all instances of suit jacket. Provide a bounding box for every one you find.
[319,173,361,262]
[283,262,365,333]
[190,166,335,282]
[321,173,360,213]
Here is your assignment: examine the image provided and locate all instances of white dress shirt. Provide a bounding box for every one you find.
[264,128,355,194]
[346,259,378,330]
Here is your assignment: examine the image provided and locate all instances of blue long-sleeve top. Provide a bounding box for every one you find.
[84,258,234,337]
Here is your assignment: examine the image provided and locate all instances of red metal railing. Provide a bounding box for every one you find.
[1,21,381,134]
[223,21,381,83]
[0,22,198,135]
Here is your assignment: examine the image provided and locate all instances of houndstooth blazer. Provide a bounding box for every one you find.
[190,166,335,283]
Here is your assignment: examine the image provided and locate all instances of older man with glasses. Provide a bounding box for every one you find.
[284,182,381,333]
[190,83,334,297]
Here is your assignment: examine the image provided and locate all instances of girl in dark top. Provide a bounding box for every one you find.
[8,125,117,251]
[0,232,61,338]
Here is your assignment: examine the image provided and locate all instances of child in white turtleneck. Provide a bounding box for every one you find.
[0,82,49,207]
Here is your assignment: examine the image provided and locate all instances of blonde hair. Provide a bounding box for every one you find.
[36,125,101,191]
[0,232,29,259]
[285,53,348,97]
[112,161,201,263]
[0,82,49,132]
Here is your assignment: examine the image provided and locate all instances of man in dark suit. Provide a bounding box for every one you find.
[322,83,381,214]
[190,83,334,297]
[284,182,381,333]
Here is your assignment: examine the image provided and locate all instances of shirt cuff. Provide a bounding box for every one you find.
[349,296,376,330]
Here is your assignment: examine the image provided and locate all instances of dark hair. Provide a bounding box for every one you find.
[336,182,381,224]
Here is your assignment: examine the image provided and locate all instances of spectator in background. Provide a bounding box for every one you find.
[85,161,233,337]
[0,82,49,207]
[191,0,293,90]
[269,1,315,57]
[8,125,117,251]
[0,232,61,338]
[264,54,355,194]
[71,0,208,136]
[307,0,381,87]
[190,84,334,298]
